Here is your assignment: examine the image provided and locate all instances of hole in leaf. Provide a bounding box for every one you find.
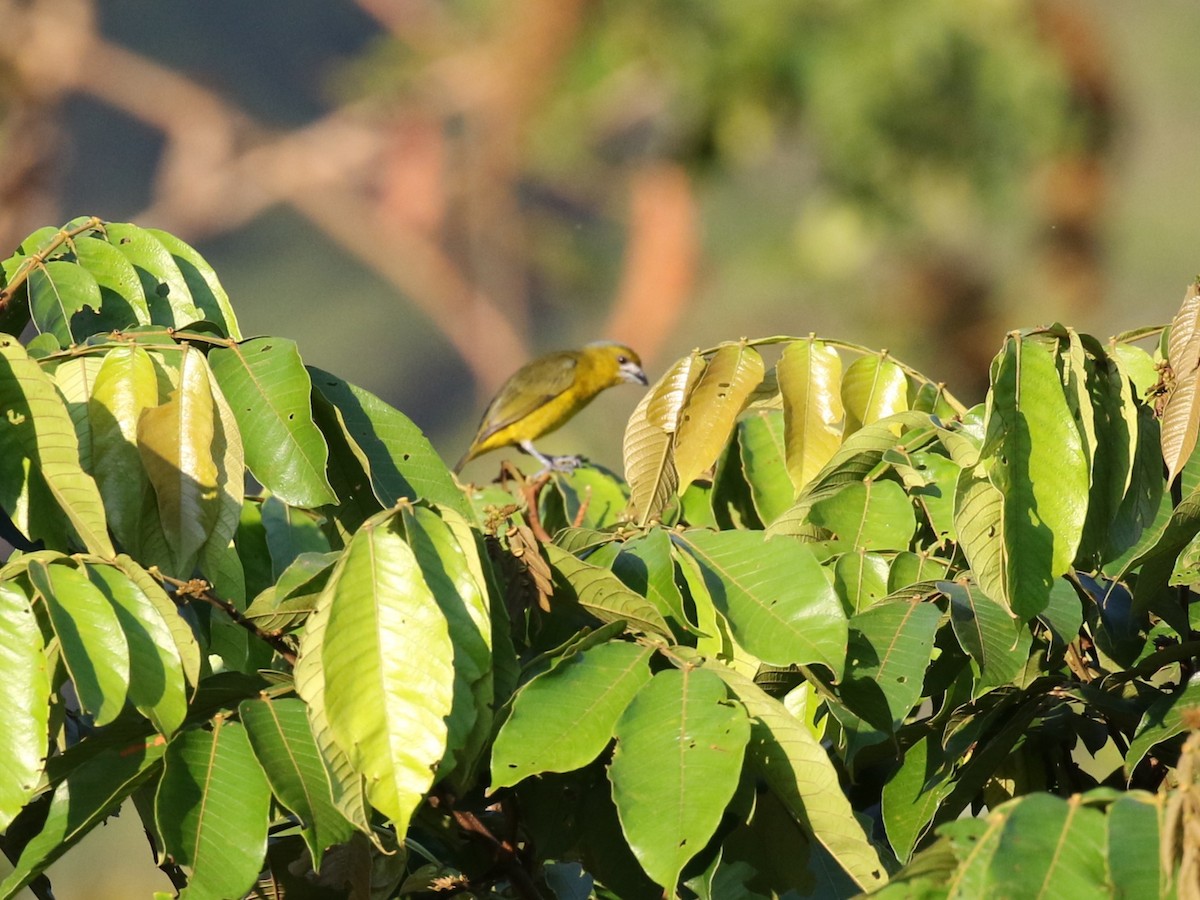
[156,283,169,297]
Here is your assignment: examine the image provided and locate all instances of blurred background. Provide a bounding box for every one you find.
[1,0,1199,894]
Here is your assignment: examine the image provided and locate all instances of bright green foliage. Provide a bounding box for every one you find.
[3,217,1200,898]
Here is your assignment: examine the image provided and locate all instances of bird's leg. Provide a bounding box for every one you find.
[519,440,581,473]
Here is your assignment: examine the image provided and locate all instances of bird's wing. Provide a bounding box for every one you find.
[475,352,579,442]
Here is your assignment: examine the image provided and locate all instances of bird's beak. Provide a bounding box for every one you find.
[621,361,649,386]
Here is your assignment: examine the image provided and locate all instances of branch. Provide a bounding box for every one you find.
[150,569,298,666]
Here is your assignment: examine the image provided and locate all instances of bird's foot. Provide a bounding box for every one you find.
[544,454,583,473]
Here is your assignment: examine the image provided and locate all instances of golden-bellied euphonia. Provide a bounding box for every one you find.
[455,341,648,473]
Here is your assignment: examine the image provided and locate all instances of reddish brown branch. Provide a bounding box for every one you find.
[152,569,298,666]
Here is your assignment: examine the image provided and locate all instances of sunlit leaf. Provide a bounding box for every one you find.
[491,641,653,789]
[104,222,204,328]
[240,697,354,870]
[208,338,335,508]
[89,345,158,550]
[609,668,750,894]
[544,543,672,637]
[1162,280,1200,484]
[672,342,764,490]
[777,338,844,492]
[624,351,705,525]
[0,740,165,898]
[28,560,129,726]
[155,721,270,900]
[698,657,889,893]
[145,228,241,339]
[308,367,468,518]
[737,411,794,524]
[674,529,847,677]
[0,335,114,556]
[0,581,50,832]
[841,353,909,436]
[320,512,454,832]
[137,344,220,573]
[975,335,1088,618]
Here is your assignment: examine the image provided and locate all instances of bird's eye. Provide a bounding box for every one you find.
[617,355,628,364]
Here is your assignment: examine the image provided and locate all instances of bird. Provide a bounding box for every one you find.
[455,341,648,474]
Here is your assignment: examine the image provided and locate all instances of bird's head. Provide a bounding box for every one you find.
[586,341,649,387]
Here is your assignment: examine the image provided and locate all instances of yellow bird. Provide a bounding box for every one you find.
[455,341,648,473]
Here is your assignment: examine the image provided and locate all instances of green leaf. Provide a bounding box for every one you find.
[624,351,705,525]
[239,697,354,870]
[399,504,492,778]
[89,345,158,550]
[156,721,271,900]
[737,411,794,525]
[674,529,848,677]
[1125,675,1200,774]
[1107,793,1166,898]
[966,794,1107,897]
[0,335,114,556]
[698,657,889,893]
[941,580,1029,697]
[198,363,246,591]
[1077,348,1136,568]
[307,367,469,518]
[609,667,750,894]
[293,547,372,835]
[319,512,454,832]
[832,550,890,615]
[491,641,653,790]
[672,342,764,490]
[137,344,221,573]
[953,468,1007,612]
[52,356,103,471]
[544,542,672,637]
[70,233,151,330]
[104,222,204,328]
[979,335,1089,618]
[841,353,909,435]
[777,337,843,493]
[114,554,201,689]
[0,739,165,898]
[836,598,940,742]
[891,449,960,545]
[0,581,50,832]
[208,339,335,508]
[610,528,693,634]
[28,560,129,726]
[768,411,935,537]
[145,228,241,339]
[882,735,953,864]
[1162,280,1200,484]
[86,562,187,734]
[809,479,916,551]
[27,259,103,345]
[550,464,631,530]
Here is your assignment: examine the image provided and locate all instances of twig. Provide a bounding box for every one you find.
[150,569,298,666]
[499,462,554,543]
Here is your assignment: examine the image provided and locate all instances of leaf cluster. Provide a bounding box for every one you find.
[2,219,1200,899]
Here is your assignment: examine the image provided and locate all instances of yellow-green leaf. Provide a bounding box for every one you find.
[673,342,765,490]
[777,338,844,492]
[0,335,114,556]
[841,353,909,436]
[1162,280,1200,484]
[137,345,220,574]
[89,345,158,551]
[624,351,705,525]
